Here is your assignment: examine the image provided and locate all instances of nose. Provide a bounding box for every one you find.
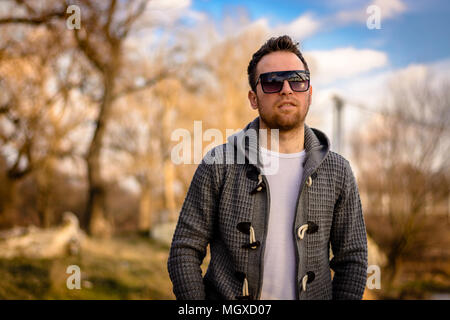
[280,80,293,95]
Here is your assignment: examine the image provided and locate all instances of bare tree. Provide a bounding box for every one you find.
[352,72,450,289]
[68,0,154,236]
[105,92,163,233]
[0,0,178,236]
[0,15,87,228]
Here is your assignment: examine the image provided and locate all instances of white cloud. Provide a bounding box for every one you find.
[144,0,204,26]
[245,18,270,33]
[272,13,321,40]
[334,0,406,24]
[424,58,450,83]
[309,58,450,158]
[372,0,406,19]
[126,0,209,56]
[305,47,388,85]
[313,63,429,118]
[340,60,450,107]
[224,13,319,43]
[148,0,191,11]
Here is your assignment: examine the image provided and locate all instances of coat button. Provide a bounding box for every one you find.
[300,271,316,291]
[306,176,312,187]
[297,221,319,239]
[297,224,308,239]
[250,175,265,194]
[307,221,319,234]
[246,166,259,181]
[236,222,251,234]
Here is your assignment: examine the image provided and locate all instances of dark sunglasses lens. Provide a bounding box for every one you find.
[289,80,309,92]
[261,81,283,93]
[260,71,309,93]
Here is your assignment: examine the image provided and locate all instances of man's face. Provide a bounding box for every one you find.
[248,51,312,131]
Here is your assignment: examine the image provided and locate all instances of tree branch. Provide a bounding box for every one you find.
[113,73,169,100]
[73,28,106,73]
[117,0,148,39]
[104,0,117,42]
[0,10,66,25]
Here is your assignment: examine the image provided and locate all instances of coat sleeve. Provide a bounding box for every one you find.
[167,160,220,300]
[330,160,368,300]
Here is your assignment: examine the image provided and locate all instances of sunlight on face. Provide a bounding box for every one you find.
[249,51,312,131]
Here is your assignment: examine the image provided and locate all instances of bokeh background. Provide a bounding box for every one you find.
[0,0,449,300]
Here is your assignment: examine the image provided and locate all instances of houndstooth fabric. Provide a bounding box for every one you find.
[167,117,368,300]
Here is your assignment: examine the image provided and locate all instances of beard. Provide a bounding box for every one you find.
[257,94,310,131]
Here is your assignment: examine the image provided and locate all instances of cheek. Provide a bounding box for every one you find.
[258,96,276,110]
[294,92,310,105]
[258,101,272,114]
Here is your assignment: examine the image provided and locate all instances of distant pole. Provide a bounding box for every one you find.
[333,95,344,154]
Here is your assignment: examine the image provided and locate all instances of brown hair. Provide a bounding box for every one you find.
[247,35,309,92]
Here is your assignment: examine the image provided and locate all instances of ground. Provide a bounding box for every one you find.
[0,235,177,299]
[0,233,448,299]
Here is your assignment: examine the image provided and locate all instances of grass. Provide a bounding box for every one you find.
[397,280,450,299]
[391,259,450,299]
[2,232,448,300]
[0,234,176,299]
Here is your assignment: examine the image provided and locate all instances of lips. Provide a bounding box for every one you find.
[277,101,297,109]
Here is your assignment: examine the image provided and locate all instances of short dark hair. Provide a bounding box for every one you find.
[247,35,309,92]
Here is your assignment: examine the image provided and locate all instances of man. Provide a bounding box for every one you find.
[167,35,368,300]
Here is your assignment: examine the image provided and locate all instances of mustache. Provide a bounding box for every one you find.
[275,98,299,107]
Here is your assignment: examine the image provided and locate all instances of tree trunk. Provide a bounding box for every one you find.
[37,159,54,228]
[0,177,18,229]
[385,255,401,296]
[87,185,110,237]
[138,183,153,232]
[84,64,117,237]
[163,160,177,222]
[37,189,54,228]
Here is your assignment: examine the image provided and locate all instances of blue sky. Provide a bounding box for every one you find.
[191,0,450,68]
[176,0,450,156]
[143,0,450,159]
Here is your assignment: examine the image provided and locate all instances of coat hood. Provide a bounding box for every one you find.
[227,117,330,175]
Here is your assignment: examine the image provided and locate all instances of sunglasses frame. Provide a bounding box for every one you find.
[255,70,310,94]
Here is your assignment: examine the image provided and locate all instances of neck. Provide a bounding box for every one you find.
[259,119,305,154]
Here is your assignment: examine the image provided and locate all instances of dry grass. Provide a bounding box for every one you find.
[0,234,176,299]
[366,214,450,299]
[3,231,446,300]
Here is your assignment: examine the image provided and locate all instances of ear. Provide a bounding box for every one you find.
[248,90,258,110]
[309,86,313,105]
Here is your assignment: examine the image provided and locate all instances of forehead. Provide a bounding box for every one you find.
[256,51,305,77]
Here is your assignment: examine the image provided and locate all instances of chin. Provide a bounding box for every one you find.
[262,114,303,131]
[277,121,302,131]
[278,111,303,126]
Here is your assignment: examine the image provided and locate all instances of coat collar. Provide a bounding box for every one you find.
[228,117,330,173]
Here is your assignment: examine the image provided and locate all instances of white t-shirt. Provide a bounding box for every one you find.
[259,146,307,300]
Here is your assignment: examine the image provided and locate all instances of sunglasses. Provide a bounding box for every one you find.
[255,70,310,93]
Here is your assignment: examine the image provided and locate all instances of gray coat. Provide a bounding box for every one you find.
[167,117,368,300]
